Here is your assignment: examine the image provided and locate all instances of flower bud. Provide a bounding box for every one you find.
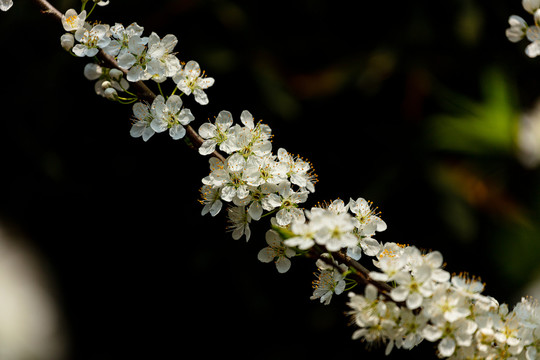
[101,80,113,90]
[83,63,102,80]
[104,87,118,100]
[109,68,123,81]
[60,33,74,51]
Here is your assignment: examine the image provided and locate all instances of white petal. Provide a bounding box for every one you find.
[150,118,168,133]
[142,127,155,142]
[276,209,292,226]
[129,123,145,138]
[117,52,136,69]
[169,124,186,140]
[248,202,263,221]
[198,77,215,89]
[209,200,222,217]
[257,248,275,263]
[526,40,540,57]
[161,34,178,52]
[198,140,217,156]
[177,109,195,125]
[406,292,423,310]
[438,337,456,357]
[390,286,409,302]
[198,123,216,139]
[346,246,362,260]
[184,60,201,78]
[216,110,233,129]
[72,44,87,57]
[524,0,540,14]
[240,110,254,128]
[194,89,209,105]
[509,15,527,28]
[422,325,443,342]
[166,95,183,113]
[133,102,150,121]
[369,271,389,282]
[275,257,291,273]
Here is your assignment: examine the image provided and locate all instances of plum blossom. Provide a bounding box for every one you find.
[422,316,478,357]
[198,110,238,155]
[349,197,387,236]
[117,35,151,81]
[150,95,194,140]
[227,205,251,240]
[257,230,296,273]
[146,33,182,82]
[103,22,147,57]
[266,181,307,226]
[277,148,317,192]
[199,184,223,217]
[61,9,86,32]
[311,256,348,305]
[173,60,215,105]
[73,24,111,57]
[130,102,155,142]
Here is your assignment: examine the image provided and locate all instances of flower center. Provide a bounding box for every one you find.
[65,15,77,28]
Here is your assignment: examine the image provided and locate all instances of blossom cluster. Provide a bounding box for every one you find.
[58,5,214,141]
[347,242,540,359]
[506,0,540,57]
[198,110,318,243]
[284,198,386,258]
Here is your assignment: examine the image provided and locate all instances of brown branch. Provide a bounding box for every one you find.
[31,0,227,163]
[332,251,394,294]
[311,245,394,300]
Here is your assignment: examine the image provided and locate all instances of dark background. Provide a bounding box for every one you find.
[2,0,540,359]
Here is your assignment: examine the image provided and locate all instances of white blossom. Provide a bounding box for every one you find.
[390,270,434,310]
[146,33,182,83]
[311,256,347,305]
[150,95,194,140]
[173,60,215,105]
[507,15,528,43]
[285,220,316,250]
[243,154,287,187]
[130,102,155,141]
[117,35,151,82]
[227,205,251,240]
[61,9,86,32]
[257,230,295,273]
[198,110,238,155]
[424,285,471,323]
[103,22,146,57]
[73,24,111,57]
[246,183,279,221]
[277,148,317,192]
[199,185,223,217]
[348,197,387,236]
[267,181,307,226]
[422,316,477,357]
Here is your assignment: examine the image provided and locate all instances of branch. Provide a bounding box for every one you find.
[30,0,227,164]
